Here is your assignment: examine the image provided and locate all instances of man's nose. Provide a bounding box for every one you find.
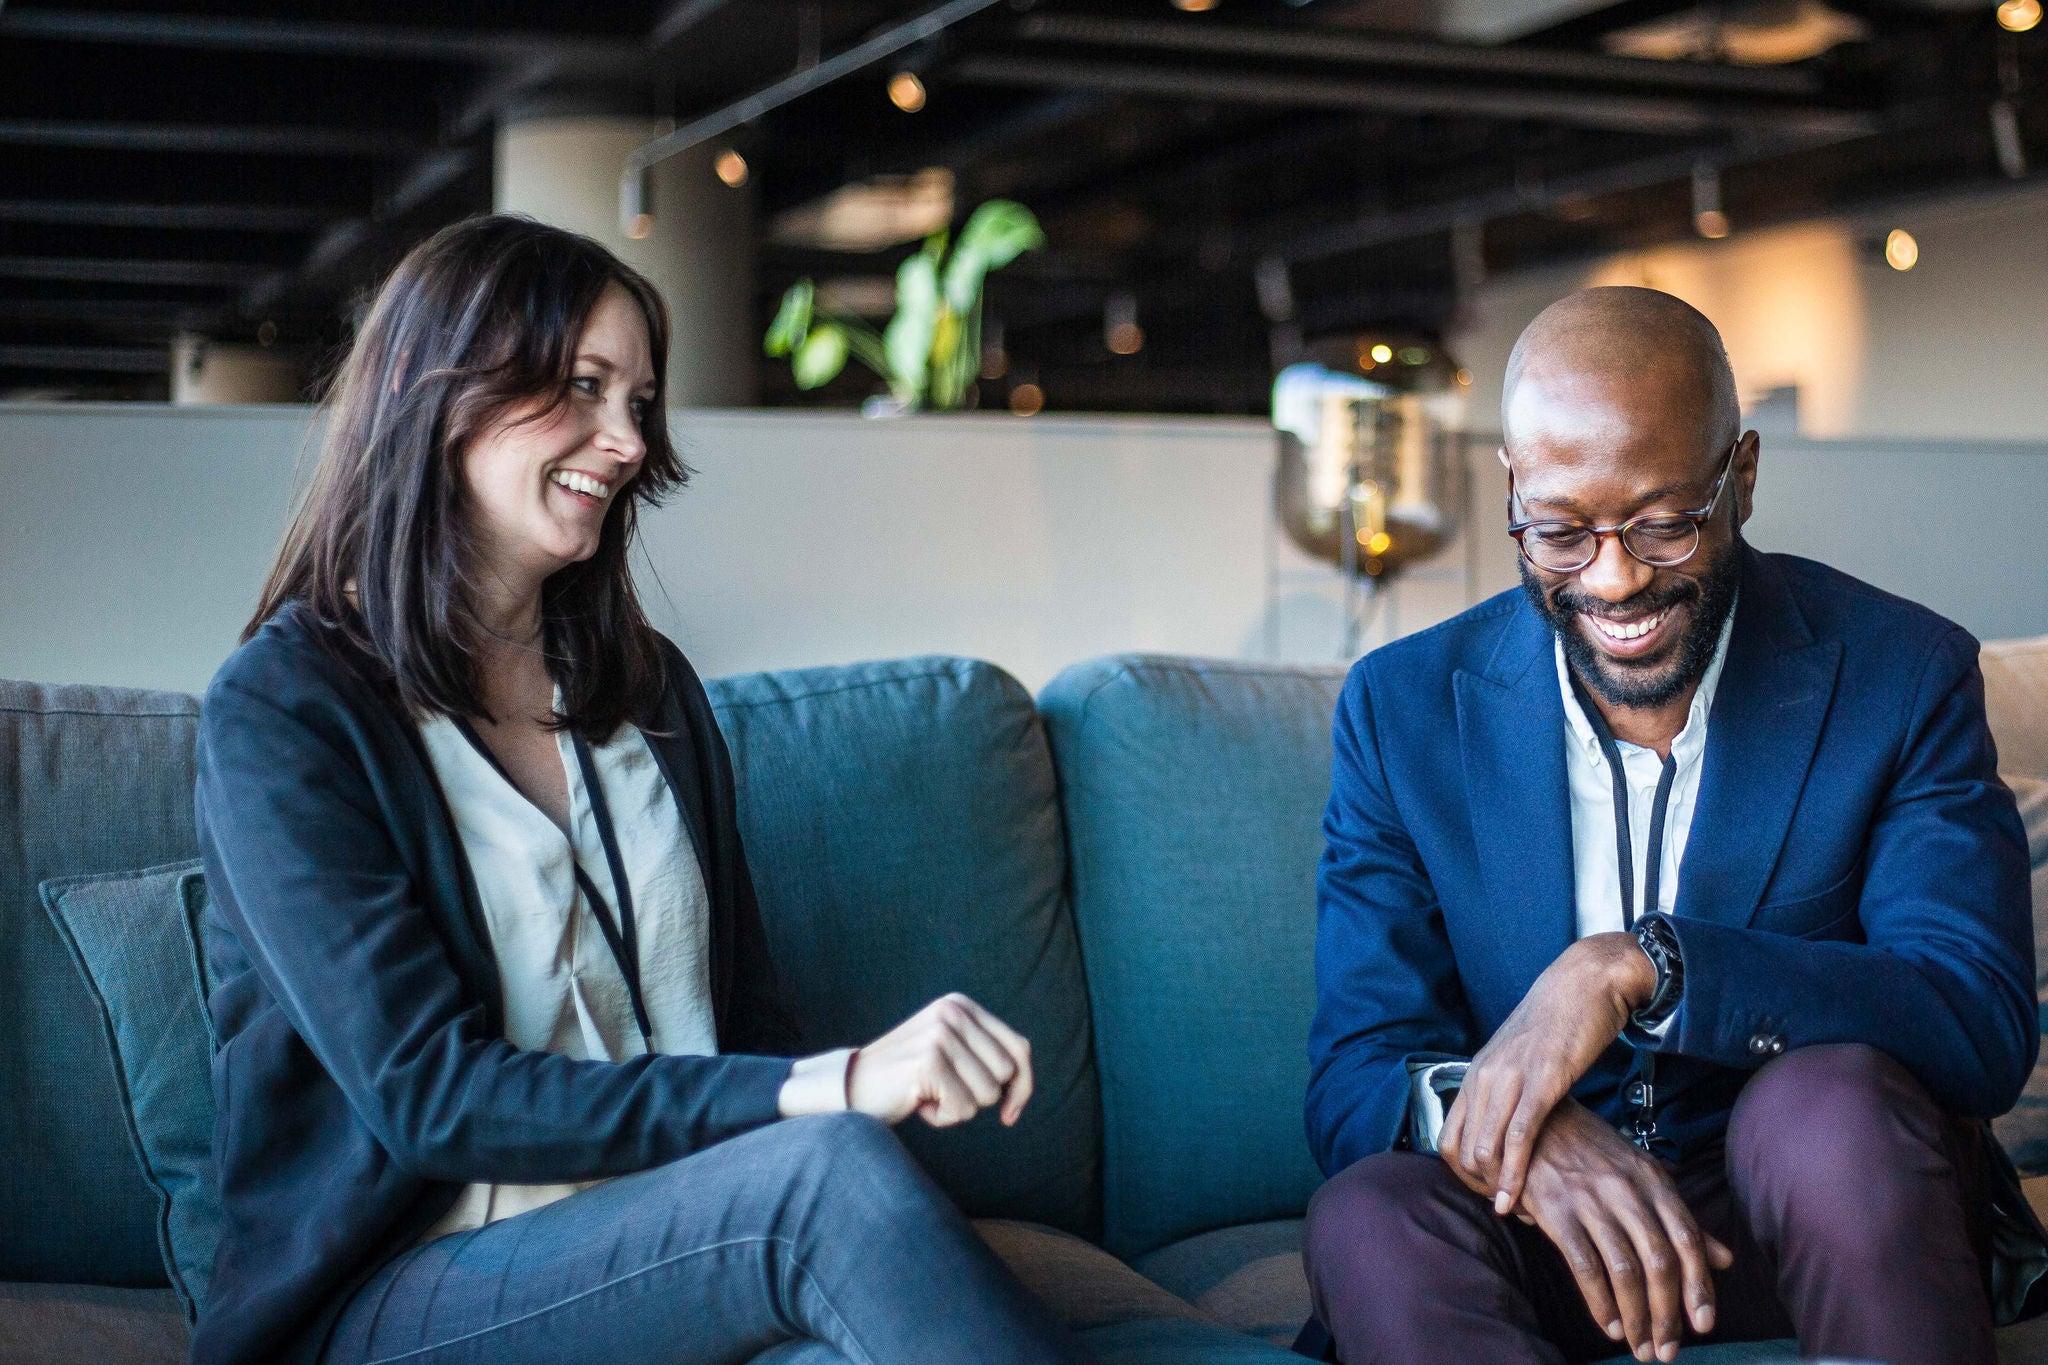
[1576,532,1655,604]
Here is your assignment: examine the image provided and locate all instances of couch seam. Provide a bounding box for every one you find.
[707,662,1016,712]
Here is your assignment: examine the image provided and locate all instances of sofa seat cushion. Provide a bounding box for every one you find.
[706,658,1099,1235]
[0,1283,186,1365]
[1131,1219,1309,1347]
[0,680,202,1284]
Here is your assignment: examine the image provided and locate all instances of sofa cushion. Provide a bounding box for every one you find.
[1039,656,1345,1259]
[41,862,218,1318]
[1987,636,2048,784]
[0,1283,186,1365]
[707,658,1099,1234]
[974,1220,1203,1332]
[1132,1219,1309,1347]
[0,680,200,1285]
[1994,775,2048,1174]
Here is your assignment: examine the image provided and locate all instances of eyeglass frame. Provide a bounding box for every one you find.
[1505,437,1742,575]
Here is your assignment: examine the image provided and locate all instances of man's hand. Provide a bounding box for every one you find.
[1439,932,1656,1212]
[1511,1100,1732,1363]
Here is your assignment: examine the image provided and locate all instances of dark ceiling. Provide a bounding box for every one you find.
[0,0,2040,410]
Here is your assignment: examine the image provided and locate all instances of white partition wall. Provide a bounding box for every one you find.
[0,403,2043,695]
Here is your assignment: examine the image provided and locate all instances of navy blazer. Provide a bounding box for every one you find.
[1307,548,2037,1178]
[191,604,802,1365]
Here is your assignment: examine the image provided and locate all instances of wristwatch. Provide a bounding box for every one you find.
[1631,914,1685,1029]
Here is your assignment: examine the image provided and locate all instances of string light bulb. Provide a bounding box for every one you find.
[714,148,749,188]
[1104,292,1144,355]
[1884,228,1919,271]
[1171,0,1221,10]
[1692,161,1730,240]
[1998,0,2041,33]
[620,165,654,239]
[887,71,927,112]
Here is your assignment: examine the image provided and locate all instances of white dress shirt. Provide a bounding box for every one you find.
[413,705,720,1239]
[1557,598,1737,948]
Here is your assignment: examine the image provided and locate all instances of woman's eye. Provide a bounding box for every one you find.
[629,398,650,420]
[570,375,601,396]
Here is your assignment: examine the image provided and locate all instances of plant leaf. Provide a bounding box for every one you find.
[764,280,814,356]
[883,251,940,405]
[791,322,849,389]
[943,200,1044,314]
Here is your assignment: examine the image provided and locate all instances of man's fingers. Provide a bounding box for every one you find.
[1557,1216,1624,1345]
[1581,1212,1652,1360]
[1610,1193,1687,1361]
[1494,1096,1545,1214]
[1706,1234,1735,1271]
[1649,1187,1720,1337]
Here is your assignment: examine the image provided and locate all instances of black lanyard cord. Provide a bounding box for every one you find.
[1568,673,1678,931]
[452,717,655,1051]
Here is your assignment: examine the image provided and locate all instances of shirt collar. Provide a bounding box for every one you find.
[1556,592,1739,760]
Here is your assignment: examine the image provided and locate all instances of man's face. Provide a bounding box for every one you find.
[1506,369,1754,711]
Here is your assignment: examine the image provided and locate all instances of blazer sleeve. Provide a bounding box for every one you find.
[1657,627,2037,1118]
[197,668,795,1186]
[1307,659,1481,1176]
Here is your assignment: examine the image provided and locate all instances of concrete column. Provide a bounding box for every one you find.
[495,117,756,407]
[169,334,302,405]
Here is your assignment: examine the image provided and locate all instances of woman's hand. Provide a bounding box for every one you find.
[850,994,1035,1128]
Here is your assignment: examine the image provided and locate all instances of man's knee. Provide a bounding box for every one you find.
[1729,1044,1950,1229]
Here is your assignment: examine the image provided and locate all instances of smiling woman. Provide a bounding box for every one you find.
[194,216,1082,1365]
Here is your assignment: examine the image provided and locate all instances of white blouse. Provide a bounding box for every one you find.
[414,704,719,1239]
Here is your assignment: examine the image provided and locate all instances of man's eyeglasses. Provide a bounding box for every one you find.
[1506,439,1740,575]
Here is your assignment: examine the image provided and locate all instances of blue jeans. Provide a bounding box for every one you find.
[320,1112,1086,1365]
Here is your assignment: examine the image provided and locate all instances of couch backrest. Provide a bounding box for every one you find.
[706,657,1101,1234]
[1039,656,1345,1260]
[0,681,199,1285]
[1986,634,2048,783]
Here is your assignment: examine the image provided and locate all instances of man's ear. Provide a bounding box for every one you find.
[1735,430,1760,526]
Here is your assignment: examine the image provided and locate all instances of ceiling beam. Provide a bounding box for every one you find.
[0,343,168,372]
[648,0,740,52]
[0,9,638,68]
[0,199,338,231]
[1014,14,1823,98]
[0,120,419,157]
[0,297,208,325]
[946,55,1875,140]
[0,257,277,287]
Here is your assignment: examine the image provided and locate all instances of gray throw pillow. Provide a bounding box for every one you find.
[1994,775,2048,1175]
[41,862,218,1321]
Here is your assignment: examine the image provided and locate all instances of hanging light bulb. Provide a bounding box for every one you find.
[887,71,928,112]
[1692,161,1730,240]
[1883,229,1919,271]
[1998,0,2041,33]
[620,164,654,240]
[1171,0,1221,10]
[1104,292,1144,355]
[714,148,750,188]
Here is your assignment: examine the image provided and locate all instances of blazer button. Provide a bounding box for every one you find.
[1769,1036,1787,1055]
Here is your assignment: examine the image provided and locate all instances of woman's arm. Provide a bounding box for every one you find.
[198,666,794,1186]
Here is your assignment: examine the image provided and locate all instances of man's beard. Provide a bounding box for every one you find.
[1519,533,1742,711]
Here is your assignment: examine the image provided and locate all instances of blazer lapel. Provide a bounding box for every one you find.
[1456,601,1578,1005]
[1675,548,1843,929]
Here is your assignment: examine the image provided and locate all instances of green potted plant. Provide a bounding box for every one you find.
[764,199,1044,414]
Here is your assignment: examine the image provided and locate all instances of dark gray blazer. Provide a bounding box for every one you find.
[192,602,801,1365]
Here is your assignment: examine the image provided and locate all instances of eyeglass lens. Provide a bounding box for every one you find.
[1520,518,1700,573]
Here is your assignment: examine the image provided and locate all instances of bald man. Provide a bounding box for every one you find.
[1300,287,2042,1365]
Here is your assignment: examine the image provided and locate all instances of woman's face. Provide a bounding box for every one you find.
[462,282,657,590]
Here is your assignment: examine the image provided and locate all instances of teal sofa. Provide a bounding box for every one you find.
[7,649,2048,1364]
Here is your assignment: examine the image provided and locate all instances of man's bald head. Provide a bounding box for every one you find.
[1502,287,1738,461]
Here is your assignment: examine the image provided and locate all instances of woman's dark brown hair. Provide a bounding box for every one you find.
[248,214,684,737]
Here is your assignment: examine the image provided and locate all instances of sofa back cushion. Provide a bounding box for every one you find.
[1039,656,1345,1259]
[1986,635,2048,783]
[706,657,1100,1235]
[0,681,200,1284]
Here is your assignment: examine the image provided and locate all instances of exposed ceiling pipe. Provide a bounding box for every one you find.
[945,54,1874,139]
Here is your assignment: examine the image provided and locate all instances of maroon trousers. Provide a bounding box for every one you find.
[1303,1045,1995,1365]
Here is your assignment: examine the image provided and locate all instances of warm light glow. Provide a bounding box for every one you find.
[1171,0,1221,10]
[1106,322,1145,355]
[1369,343,1393,363]
[1456,368,1474,387]
[625,213,654,240]
[1695,209,1731,239]
[1009,382,1045,416]
[1999,0,2042,33]
[714,149,749,188]
[1884,228,1919,271]
[1359,530,1393,555]
[887,71,928,113]
[980,348,1008,380]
